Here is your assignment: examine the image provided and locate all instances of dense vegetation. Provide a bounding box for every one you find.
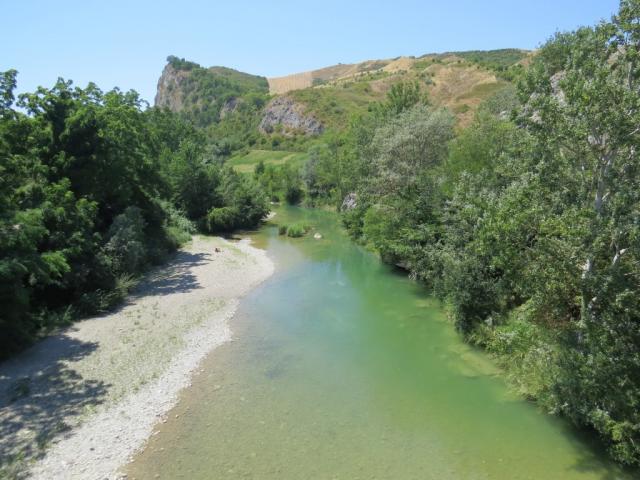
[2,0,639,470]
[166,48,516,166]
[0,72,268,358]
[448,48,528,80]
[265,2,640,467]
[165,55,269,131]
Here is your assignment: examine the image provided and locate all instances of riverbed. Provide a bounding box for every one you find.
[0,236,273,480]
[126,206,631,480]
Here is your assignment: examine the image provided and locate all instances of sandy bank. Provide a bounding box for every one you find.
[0,235,274,479]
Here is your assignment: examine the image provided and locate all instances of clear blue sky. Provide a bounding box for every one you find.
[3,0,620,104]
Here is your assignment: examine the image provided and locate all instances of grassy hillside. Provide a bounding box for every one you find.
[285,53,515,129]
[267,48,529,91]
[208,66,269,92]
[289,82,386,129]
[267,60,394,94]
[447,49,529,69]
[227,150,308,173]
[161,49,527,153]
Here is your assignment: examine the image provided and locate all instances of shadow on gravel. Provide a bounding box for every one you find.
[0,249,213,478]
[0,336,108,479]
[131,251,212,298]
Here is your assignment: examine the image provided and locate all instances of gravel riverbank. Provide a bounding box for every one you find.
[0,235,274,479]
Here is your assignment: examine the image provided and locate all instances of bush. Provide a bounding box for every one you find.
[286,223,307,238]
[102,207,148,276]
[76,273,137,315]
[472,303,559,403]
[206,206,240,233]
[285,184,303,204]
[159,200,194,249]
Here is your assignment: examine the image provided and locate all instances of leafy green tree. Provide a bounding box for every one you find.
[0,69,17,113]
[168,139,220,220]
[302,140,343,202]
[356,105,454,267]
[0,71,269,358]
[338,2,640,466]
[515,2,640,463]
[381,81,426,116]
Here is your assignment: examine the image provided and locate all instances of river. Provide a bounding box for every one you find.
[126,206,631,480]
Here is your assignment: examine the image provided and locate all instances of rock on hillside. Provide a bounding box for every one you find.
[154,57,269,126]
[259,96,323,136]
[219,97,242,119]
[155,63,190,111]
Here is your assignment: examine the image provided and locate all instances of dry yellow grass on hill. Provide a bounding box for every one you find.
[381,56,414,73]
[427,61,505,126]
[268,71,313,94]
[267,52,522,127]
[268,59,396,94]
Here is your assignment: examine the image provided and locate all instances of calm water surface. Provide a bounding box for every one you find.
[126,207,632,480]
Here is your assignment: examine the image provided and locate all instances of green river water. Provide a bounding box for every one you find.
[126,206,632,480]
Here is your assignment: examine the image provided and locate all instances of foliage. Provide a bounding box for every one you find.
[286,223,307,237]
[275,222,310,237]
[166,57,269,129]
[330,2,640,466]
[207,66,270,92]
[102,206,148,275]
[0,72,269,358]
[512,3,640,463]
[450,49,529,80]
[206,92,270,153]
[228,149,307,174]
[212,166,269,230]
[289,83,385,130]
[205,206,239,233]
[166,55,200,71]
[378,81,427,116]
[254,160,304,205]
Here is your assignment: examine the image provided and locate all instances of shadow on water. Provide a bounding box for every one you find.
[560,420,636,480]
[0,336,108,478]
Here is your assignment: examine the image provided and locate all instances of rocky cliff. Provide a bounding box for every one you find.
[154,57,269,127]
[259,96,323,136]
[154,63,190,111]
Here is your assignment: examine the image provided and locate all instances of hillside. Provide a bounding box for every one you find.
[270,50,528,127]
[227,149,308,173]
[267,49,529,93]
[155,56,269,127]
[156,50,528,134]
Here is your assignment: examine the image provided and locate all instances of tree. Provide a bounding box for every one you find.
[358,105,454,268]
[516,3,640,463]
[381,81,426,116]
[0,69,17,114]
[0,72,269,358]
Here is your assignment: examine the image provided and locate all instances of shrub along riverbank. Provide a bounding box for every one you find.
[2,0,639,470]
[266,3,640,467]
